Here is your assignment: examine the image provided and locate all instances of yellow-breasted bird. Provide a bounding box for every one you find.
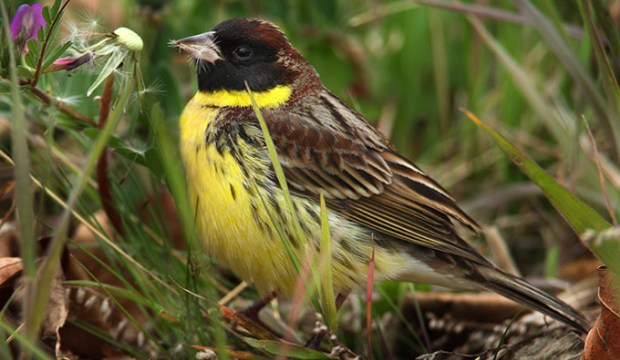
[173,18,589,333]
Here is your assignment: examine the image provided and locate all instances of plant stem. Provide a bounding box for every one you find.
[96,74,125,236]
[29,87,96,126]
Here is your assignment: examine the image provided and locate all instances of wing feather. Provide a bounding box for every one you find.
[255,89,485,263]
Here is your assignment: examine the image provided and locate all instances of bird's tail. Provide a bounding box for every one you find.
[477,267,589,333]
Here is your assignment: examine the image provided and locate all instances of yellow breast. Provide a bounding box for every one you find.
[179,90,432,297]
[179,93,302,294]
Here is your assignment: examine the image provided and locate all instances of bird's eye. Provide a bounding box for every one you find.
[233,46,253,60]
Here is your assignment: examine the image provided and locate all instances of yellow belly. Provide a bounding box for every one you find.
[180,97,297,294]
[179,94,447,297]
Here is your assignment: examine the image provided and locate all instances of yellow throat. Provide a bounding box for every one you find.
[189,85,293,109]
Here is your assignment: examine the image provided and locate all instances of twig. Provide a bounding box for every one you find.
[96,75,125,236]
[29,87,96,126]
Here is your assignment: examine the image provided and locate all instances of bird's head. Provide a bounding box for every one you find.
[173,18,320,100]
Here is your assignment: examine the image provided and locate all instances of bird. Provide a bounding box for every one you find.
[173,17,589,333]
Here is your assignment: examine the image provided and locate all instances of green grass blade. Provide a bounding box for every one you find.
[245,84,323,312]
[515,0,620,162]
[319,194,337,331]
[462,108,620,282]
[245,85,305,273]
[463,108,610,234]
[0,0,36,281]
[466,15,573,147]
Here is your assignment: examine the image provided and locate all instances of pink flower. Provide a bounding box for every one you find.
[10,4,46,52]
[48,52,94,72]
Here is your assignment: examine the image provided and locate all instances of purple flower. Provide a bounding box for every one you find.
[48,52,94,72]
[10,4,46,51]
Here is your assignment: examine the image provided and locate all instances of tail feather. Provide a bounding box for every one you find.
[478,268,589,333]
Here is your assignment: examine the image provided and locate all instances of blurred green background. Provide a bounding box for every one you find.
[1,0,618,358]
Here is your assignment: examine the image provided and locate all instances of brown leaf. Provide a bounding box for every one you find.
[0,223,20,258]
[0,257,22,285]
[582,266,620,360]
[41,260,69,358]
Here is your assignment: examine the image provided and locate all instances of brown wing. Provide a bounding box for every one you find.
[262,89,489,265]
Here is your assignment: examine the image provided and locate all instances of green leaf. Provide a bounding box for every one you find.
[42,6,51,24]
[243,338,331,359]
[43,15,62,48]
[37,27,45,46]
[24,50,37,68]
[42,41,72,70]
[50,0,61,18]
[463,108,611,235]
[17,65,34,79]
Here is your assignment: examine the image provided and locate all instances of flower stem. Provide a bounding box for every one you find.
[31,0,71,88]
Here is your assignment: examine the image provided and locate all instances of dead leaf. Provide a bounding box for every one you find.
[0,222,19,258]
[41,265,69,358]
[581,266,620,360]
[0,257,22,285]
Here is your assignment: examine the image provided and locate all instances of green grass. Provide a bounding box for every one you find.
[0,0,618,358]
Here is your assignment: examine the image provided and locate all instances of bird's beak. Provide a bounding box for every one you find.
[172,31,222,63]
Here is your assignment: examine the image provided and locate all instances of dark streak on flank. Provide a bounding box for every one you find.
[306,204,320,224]
[230,183,236,200]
